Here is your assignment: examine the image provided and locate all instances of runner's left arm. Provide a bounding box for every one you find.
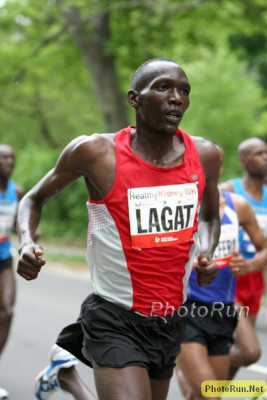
[194,140,221,286]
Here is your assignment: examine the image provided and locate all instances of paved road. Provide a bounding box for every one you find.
[0,261,266,399]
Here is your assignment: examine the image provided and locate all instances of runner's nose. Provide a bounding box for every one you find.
[169,88,182,104]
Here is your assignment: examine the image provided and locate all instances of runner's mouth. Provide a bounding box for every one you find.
[166,112,182,121]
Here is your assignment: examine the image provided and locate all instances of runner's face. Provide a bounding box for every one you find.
[0,149,15,178]
[245,143,267,178]
[136,63,190,136]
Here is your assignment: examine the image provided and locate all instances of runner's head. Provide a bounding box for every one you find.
[128,58,191,136]
[0,144,15,179]
[238,138,267,179]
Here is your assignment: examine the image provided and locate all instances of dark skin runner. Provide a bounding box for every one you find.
[0,144,24,398]
[17,58,220,400]
[220,137,267,381]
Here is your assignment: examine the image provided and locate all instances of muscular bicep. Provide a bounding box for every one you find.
[23,133,115,206]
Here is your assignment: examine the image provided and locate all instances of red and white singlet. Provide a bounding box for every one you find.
[87,126,206,316]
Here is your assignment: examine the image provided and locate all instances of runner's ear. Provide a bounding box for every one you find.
[127,89,139,109]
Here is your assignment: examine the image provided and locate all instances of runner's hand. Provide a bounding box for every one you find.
[195,255,218,287]
[229,252,249,276]
[17,244,45,281]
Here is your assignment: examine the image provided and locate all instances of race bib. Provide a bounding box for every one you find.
[128,183,198,249]
[0,201,17,242]
[213,224,238,268]
[193,224,238,269]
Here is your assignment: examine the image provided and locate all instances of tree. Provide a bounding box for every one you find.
[1,0,266,238]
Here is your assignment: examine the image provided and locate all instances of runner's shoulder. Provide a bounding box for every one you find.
[69,133,115,149]
[63,133,115,161]
[190,136,218,158]
[190,136,220,173]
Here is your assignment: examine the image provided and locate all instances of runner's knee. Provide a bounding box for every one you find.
[242,346,261,366]
[0,305,14,325]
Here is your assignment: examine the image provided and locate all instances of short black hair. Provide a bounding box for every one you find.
[131,57,179,91]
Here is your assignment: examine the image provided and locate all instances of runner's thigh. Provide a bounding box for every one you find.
[92,363,152,400]
[151,378,170,400]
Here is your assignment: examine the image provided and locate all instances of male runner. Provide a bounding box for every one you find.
[176,144,267,400]
[17,58,220,400]
[220,137,267,379]
[0,144,24,399]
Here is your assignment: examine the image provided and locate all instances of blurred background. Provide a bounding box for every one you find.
[1,0,266,241]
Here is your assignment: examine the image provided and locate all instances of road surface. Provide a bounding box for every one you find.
[0,261,266,399]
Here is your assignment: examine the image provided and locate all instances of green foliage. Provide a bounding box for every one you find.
[178,47,266,180]
[0,0,104,150]
[40,179,89,239]
[1,0,266,238]
[13,143,58,189]
[13,143,88,238]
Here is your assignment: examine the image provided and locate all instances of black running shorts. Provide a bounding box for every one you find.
[57,294,186,380]
[0,257,12,271]
[182,299,238,355]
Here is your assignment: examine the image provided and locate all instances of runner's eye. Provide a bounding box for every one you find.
[181,88,190,96]
[157,84,168,91]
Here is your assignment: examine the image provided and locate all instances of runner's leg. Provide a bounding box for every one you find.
[59,359,171,400]
[58,366,97,399]
[93,362,152,400]
[209,354,230,379]
[228,311,260,379]
[177,342,222,400]
[150,379,170,400]
[0,267,16,353]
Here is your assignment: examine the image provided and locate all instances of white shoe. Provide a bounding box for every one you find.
[34,344,78,400]
[0,386,8,399]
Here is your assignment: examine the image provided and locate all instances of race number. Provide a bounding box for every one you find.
[128,184,198,249]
